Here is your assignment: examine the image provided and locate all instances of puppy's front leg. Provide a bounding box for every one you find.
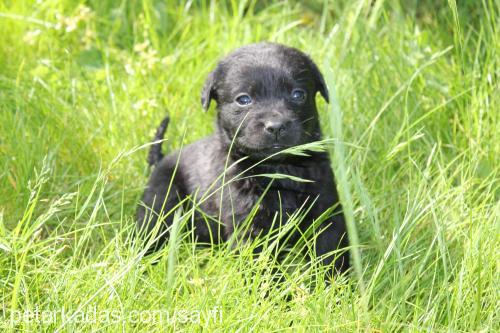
[314,215,350,279]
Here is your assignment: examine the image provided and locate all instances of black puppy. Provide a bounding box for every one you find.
[137,42,349,276]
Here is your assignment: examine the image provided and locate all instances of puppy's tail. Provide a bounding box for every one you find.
[147,116,170,167]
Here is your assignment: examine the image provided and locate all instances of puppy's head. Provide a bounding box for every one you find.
[201,42,329,159]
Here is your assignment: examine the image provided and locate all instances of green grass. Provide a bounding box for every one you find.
[0,0,498,331]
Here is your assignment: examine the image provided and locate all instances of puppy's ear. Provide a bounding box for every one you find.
[201,70,217,111]
[308,60,329,103]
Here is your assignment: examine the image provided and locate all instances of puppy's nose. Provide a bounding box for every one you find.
[264,120,286,137]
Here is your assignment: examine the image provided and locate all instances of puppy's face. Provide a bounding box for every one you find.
[201,43,329,159]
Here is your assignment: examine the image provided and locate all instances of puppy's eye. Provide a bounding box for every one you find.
[291,89,306,103]
[235,94,252,106]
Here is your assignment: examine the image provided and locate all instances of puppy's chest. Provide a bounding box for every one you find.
[226,164,323,227]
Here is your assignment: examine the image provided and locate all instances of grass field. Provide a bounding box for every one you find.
[0,0,498,331]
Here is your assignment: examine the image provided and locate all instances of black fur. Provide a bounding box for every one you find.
[137,42,349,277]
[147,116,169,167]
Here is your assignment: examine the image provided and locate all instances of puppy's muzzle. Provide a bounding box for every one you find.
[263,119,291,142]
